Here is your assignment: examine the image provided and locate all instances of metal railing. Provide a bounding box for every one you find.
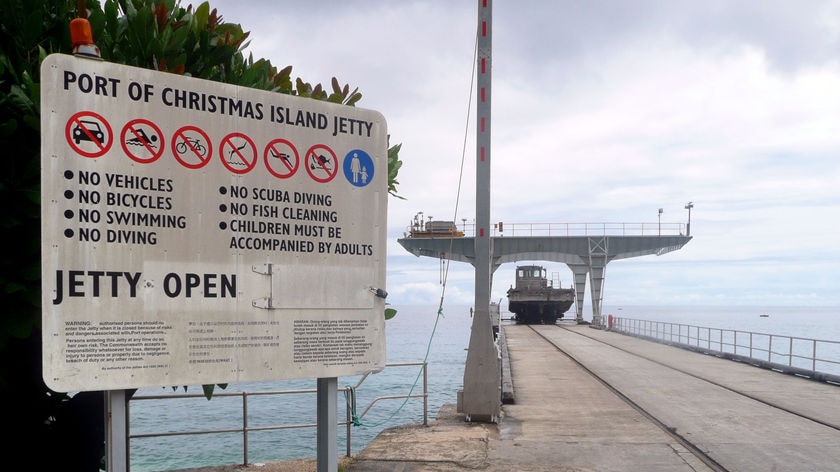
[407,222,687,238]
[490,222,686,237]
[127,361,427,467]
[609,317,840,384]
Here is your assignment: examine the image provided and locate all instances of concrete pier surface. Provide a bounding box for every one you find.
[178,323,840,471]
[344,323,840,472]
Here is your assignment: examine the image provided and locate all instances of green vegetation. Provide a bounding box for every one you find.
[0,0,402,469]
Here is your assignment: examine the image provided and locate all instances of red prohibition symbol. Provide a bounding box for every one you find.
[65,111,113,158]
[304,144,338,183]
[264,138,300,179]
[172,125,213,169]
[121,118,165,164]
[220,132,257,174]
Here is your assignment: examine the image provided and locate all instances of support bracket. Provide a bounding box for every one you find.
[252,263,275,309]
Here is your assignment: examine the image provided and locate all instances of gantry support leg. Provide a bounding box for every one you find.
[568,264,589,323]
[588,265,606,327]
[588,237,609,327]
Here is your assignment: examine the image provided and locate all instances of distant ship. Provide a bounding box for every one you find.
[507,265,575,325]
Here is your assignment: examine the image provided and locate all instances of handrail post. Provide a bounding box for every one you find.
[737,331,740,356]
[345,391,352,457]
[789,337,794,368]
[768,335,773,362]
[749,332,753,359]
[243,392,249,466]
[423,362,429,426]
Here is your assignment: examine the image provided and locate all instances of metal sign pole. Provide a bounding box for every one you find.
[106,389,128,472]
[316,377,338,472]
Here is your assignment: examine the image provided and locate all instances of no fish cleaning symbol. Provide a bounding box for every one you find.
[305,144,338,183]
[310,152,331,171]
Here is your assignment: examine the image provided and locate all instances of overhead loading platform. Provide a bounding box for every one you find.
[398,222,692,325]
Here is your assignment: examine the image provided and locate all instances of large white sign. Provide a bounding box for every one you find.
[40,54,388,392]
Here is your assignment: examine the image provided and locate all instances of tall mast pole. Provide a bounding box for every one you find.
[460,0,500,423]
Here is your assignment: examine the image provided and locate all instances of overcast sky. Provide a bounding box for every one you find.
[203,0,840,313]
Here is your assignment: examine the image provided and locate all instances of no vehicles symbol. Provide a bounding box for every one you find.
[305,144,338,183]
[220,133,257,174]
[65,111,113,158]
[121,119,164,164]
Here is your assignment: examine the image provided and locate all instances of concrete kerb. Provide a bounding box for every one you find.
[346,404,493,471]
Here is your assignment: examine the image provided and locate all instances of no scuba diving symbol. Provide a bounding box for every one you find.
[264,138,299,178]
[342,149,375,187]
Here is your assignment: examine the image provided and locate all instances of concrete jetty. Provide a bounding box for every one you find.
[346,323,840,472]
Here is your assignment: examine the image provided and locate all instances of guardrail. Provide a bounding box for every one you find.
[491,222,686,237]
[408,222,687,238]
[608,318,840,384]
[128,361,427,467]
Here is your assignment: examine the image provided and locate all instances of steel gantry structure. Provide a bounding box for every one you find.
[397,222,693,326]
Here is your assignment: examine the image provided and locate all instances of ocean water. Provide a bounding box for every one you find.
[603,305,840,342]
[128,304,474,471]
[127,304,840,471]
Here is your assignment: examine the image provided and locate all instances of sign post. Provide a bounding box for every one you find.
[41,53,388,468]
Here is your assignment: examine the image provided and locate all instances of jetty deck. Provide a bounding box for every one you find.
[346,323,840,472]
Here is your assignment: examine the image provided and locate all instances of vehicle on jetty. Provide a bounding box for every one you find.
[406,212,465,238]
[507,265,575,325]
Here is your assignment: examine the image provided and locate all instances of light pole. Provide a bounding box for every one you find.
[685,201,693,236]
[658,208,663,236]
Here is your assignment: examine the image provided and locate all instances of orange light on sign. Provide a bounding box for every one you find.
[69,18,101,58]
[69,18,93,46]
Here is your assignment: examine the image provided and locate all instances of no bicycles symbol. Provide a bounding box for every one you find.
[172,125,212,169]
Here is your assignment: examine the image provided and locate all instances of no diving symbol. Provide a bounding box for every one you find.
[172,125,212,169]
[220,132,257,174]
[305,144,338,183]
[65,111,113,158]
[121,119,164,164]
[264,139,299,179]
